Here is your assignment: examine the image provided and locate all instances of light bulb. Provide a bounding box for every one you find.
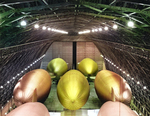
[127,21,134,27]
[143,86,147,89]
[113,24,118,29]
[48,28,51,31]
[42,26,46,30]
[34,24,39,28]
[0,86,3,88]
[95,29,98,32]
[104,26,108,30]
[20,20,27,26]
[92,29,95,32]
[99,28,102,31]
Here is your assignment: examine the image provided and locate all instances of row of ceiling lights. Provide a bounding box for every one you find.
[20,20,135,34]
[19,21,68,34]
[34,24,68,34]
[78,26,110,34]
[78,21,134,34]
[78,24,117,34]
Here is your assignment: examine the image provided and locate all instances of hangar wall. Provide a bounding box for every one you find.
[40,41,104,71]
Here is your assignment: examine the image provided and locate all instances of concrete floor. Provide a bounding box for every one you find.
[44,81,103,116]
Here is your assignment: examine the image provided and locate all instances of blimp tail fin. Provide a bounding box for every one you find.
[111,87,116,102]
[32,88,37,102]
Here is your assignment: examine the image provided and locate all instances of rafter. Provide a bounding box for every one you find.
[81,1,150,17]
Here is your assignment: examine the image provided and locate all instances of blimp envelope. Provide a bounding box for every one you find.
[57,70,90,110]
[78,58,98,76]
[13,69,52,106]
[7,102,50,116]
[97,101,138,116]
[94,70,132,105]
[47,58,68,77]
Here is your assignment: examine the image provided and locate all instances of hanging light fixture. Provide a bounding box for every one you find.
[127,21,134,27]
[48,28,51,31]
[42,26,47,30]
[34,24,39,28]
[113,24,118,29]
[99,28,102,31]
[104,26,108,30]
[20,20,27,26]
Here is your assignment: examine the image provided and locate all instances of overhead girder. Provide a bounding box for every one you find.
[0,0,150,47]
[0,1,73,19]
[139,14,150,25]
[0,11,141,37]
[0,14,27,27]
[1,0,150,29]
[1,0,149,35]
[1,0,38,4]
[81,3,150,33]
[81,1,150,17]
[78,12,141,36]
[84,5,149,27]
[0,2,78,29]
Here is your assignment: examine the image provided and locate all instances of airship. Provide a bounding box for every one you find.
[97,101,138,116]
[94,70,132,105]
[78,58,98,76]
[47,58,68,78]
[13,69,52,106]
[57,70,90,110]
[7,102,50,116]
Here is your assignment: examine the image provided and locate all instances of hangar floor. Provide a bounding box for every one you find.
[44,81,103,116]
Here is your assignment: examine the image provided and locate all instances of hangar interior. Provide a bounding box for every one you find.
[0,0,150,116]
